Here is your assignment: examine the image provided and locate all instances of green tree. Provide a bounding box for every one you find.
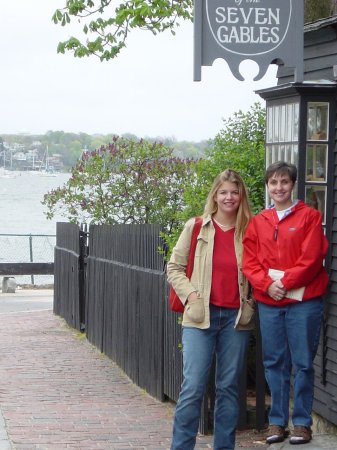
[163,103,266,254]
[186,103,265,217]
[53,0,193,61]
[304,0,332,23]
[42,136,197,232]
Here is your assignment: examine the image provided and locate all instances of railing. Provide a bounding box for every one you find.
[0,233,55,285]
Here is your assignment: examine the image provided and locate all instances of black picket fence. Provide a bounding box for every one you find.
[54,222,267,434]
[54,222,87,331]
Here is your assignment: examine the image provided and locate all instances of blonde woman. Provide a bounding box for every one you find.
[167,169,254,450]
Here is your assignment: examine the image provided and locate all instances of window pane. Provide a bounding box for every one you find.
[267,103,299,144]
[266,144,272,167]
[307,102,329,140]
[267,107,273,143]
[306,144,327,182]
[286,104,293,141]
[292,144,299,166]
[293,103,299,141]
[279,145,285,161]
[273,106,279,142]
[305,185,326,223]
[268,144,299,166]
[279,104,286,142]
[286,144,292,162]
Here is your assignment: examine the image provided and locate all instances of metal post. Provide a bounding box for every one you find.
[29,235,34,284]
[255,313,267,430]
[79,224,88,332]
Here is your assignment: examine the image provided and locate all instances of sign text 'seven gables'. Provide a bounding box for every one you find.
[194,0,304,82]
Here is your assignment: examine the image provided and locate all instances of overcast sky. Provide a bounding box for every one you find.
[0,0,278,142]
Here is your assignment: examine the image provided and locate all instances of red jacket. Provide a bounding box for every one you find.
[242,200,329,306]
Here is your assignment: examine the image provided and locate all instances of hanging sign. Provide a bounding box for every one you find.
[194,0,304,81]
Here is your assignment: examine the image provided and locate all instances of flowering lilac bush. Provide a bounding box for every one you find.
[42,136,197,232]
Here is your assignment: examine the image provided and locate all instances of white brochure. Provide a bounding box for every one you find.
[268,268,305,301]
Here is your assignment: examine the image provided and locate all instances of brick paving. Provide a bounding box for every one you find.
[0,307,334,450]
[0,309,214,450]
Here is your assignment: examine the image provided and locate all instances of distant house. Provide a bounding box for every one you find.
[31,140,42,148]
[13,152,26,161]
[49,153,64,171]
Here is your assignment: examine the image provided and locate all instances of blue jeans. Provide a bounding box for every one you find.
[258,298,323,428]
[171,305,250,450]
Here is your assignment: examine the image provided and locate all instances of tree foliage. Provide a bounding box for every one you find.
[185,102,265,217]
[42,136,197,232]
[163,103,266,254]
[304,0,334,23]
[53,0,193,61]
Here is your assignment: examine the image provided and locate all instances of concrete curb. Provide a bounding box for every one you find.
[0,408,12,450]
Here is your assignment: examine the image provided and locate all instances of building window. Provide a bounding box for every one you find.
[307,102,329,141]
[305,185,326,223]
[306,144,327,182]
[305,102,329,224]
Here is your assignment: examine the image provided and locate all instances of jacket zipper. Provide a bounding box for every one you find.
[274,224,278,241]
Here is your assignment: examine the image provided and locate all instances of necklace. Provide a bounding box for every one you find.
[213,218,236,229]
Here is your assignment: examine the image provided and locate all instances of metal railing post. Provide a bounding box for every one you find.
[29,234,34,284]
[79,224,88,332]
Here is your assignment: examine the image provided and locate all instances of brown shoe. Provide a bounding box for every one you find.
[266,425,289,444]
[289,426,312,445]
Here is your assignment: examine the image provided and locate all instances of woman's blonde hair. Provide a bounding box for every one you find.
[203,169,252,238]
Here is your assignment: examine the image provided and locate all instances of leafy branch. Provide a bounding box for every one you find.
[53,0,193,60]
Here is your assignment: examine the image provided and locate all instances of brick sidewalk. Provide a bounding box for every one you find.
[0,310,215,449]
[4,308,337,450]
[0,309,275,449]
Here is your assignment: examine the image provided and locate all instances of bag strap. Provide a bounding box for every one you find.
[163,216,203,273]
[185,216,202,278]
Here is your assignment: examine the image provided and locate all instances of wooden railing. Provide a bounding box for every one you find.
[0,262,54,275]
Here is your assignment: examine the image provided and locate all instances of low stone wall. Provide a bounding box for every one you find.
[312,411,337,434]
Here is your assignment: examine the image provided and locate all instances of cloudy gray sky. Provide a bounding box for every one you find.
[1,0,278,141]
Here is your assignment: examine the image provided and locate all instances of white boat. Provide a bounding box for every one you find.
[0,168,16,178]
[39,170,57,177]
[0,152,16,178]
[39,146,57,177]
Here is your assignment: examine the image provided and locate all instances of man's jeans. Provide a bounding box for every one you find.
[258,298,323,427]
[171,305,250,450]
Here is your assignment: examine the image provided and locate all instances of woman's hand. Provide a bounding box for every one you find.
[186,291,198,304]
[268,280,286,301]
[185,291,205,323]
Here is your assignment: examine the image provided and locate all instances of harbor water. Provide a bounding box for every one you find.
[0,171,71,285]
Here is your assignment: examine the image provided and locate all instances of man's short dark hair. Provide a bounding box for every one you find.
[265,161,297,184]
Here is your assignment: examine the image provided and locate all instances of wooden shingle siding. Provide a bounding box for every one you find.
[277,19,337,84]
